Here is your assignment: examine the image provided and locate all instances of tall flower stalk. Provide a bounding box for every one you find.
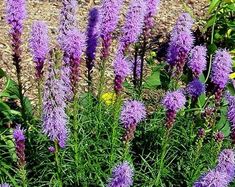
[13,125,27,187]
[86,7,100,92]
[29,21,49,115]
[5,0,27,122]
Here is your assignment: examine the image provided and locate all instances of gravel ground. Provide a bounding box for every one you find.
[0,0,208,102]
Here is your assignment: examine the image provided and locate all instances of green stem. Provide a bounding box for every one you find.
[54,141,62,187]
[37,78,42,117]
[97,58,107,102]
[154,129,170,186]
[19,166,27,187]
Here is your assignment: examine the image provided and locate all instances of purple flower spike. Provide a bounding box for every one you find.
[107,161,134,187]
[144,0,160,34]
[62,29,85,93]
[48,146,55,153]
[216,149,235,183]
[29,21,49,79]
[193,170,229,187]
[173,13,194,34]
[86,7,100,82]
[188,46,207,78]
[42,62,68,148]
[58,0,77,45]
[187,79,205,98]
[211,49,232,89]
[119,0,146,51]
[227,94,235,128]
[162,90,186,128]
[13,125,26,167]
[214,131,224,142]
[0,184,10,187]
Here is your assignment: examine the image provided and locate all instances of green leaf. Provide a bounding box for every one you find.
[197,94,206,108]
[0,101,11,112]
[208,0,220,13]
[144,71,161,89]
[208,43,218,55]
[204,15,217,32]
[0,68,6,79]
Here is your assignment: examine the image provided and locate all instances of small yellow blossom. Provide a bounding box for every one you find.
[101,92,116,105]
[230,72,235,79]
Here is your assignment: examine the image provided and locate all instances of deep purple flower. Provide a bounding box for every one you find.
[29,21,49,79]
[120,100,146,129]
[162,90,186,112]
[113,54,131,94]
[144,0,160,33]
[42,62,68,148]
[0,184,10,187]
[214,131,224,142]
[187,79,205,98]
[216,149,235,183]
[62,29,85,93]
[188,46,207,78]
[107,161,133,187]
[131,57,141,79]
[198,128,206,138]
[119,0,146,51]
[193,170,229,187]
[13,125,26,167]
[58,0,77,45]
[173,13,194,35]
[86,7,100,82]
[48,146,55,153]
[211,50,232,89]
[227,94,235,128]
[5,0,26,34]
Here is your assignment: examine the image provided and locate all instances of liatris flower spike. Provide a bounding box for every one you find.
[162,90,186,129]
[211,49,232,105]
[62,28,85,93]
[100,0,124,59]
[188,46,207,78]
[172,13,194,34]
[119,0,146,52]
[86,7,100,87]
[144,0,160,36]
[107,161,133,187]
[0,184,10,187]
[216,149,235,183]
[113,54,131,94]
[187,79,205,98]
[13,125,26,167]
[42,60,68,148]
[29,21,49,79]
[58,0,77,45]
[214,131,224,143]
[226,94,235,144]
[120,100,146,142]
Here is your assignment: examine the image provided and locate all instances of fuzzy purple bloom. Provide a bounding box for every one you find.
[144,0,160,31]
[86,8,100,75]
[58,0,77,45]
[0,184,10,187]
[162,90,186,112]
[193,170,229,187]
[42,63,68,148]
[119,0,146,50]
[187,79,205,98]
[13,125,26,167]
[173,13,194,35]
[211,50,232,89]
[100,0,124,40]
[5,0,26,34]
[188,46,207,77]
[48,146,55,153]
[131,57,141,79]
[107,161,133,187]
[29,21,49,79]
[227,94,235,128]
[120,100,146,129]
[216,149,235,183]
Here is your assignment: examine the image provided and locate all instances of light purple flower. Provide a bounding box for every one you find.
[100,0,124,40]
[227,94,235,128]
[173,13,194,35]
[29,21,49,79]
[86,8,100,72]
[211,49,232,89]
[120,100,146,129]
[193,170,229,187]
[13,125,26,166]
[107,161,133,187]
[162,90,186,112]
[216,149,235,183]
[58,0,77,45]
[187,79,205,98]
[0,184,10,187]
[48,146,55,153]
[5,0,26,34]
[188,46,207,77]
[42,63,68,148]
[144,0,160,31]
[119,0,146,50]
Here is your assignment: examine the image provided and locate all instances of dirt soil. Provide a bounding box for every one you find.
[0,0,208,102]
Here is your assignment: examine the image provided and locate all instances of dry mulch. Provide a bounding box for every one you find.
[0,0,208,103]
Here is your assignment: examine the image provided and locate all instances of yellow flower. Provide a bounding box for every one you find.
[101,92,116,105]
[230,72,235,79]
